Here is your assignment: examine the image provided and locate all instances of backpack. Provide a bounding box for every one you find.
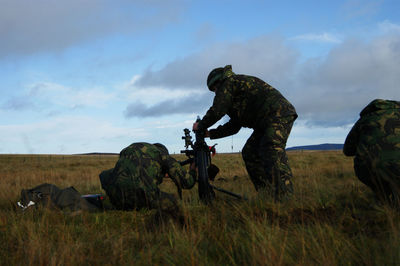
[18,183,101,212]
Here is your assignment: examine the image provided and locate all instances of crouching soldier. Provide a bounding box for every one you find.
[99,142,196,223]
[343,99,400,208]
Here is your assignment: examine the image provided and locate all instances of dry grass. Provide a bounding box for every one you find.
[0,151,399,265]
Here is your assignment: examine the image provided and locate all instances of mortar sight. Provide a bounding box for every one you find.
[182,128,193,149]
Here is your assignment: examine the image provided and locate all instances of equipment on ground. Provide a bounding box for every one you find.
[180,117,247,203]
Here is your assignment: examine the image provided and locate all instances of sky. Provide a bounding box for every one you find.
[0,0,399,154]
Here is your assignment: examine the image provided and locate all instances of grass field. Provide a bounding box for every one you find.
[0,151,399,265]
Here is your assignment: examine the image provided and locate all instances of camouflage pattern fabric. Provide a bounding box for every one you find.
[242,116,296,201]
[343,99,400,207]
[197,74,297,133]
[99,143,196,211]
[197,70,297,201]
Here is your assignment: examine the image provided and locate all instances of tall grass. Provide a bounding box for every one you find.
[0,151,399,265]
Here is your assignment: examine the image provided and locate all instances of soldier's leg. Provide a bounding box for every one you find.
[259,116,295,201]
[130,170,163,210]
[113,182,157,210]
[242,130,271,190]
[354,157,374,189]
[150,191,184,225]
[375,160,400,207]
[354,157,395,204]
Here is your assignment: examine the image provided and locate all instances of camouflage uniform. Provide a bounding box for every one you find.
[99,143,196,214]
[197,65,297,201]
[343,99,400,207]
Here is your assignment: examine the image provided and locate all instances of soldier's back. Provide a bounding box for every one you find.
[356,99,400,161]
[226,75,297,127]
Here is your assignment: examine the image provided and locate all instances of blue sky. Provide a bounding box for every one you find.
[1,0,399,154]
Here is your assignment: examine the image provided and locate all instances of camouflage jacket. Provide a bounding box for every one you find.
[101,143,196,199]
[343,99,400,161]
[197,74,297,139]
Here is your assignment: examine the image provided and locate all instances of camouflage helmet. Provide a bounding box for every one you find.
[153,143,169,156]
[207,65,234,91]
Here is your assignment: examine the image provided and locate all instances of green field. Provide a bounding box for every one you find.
[0,151,399,265]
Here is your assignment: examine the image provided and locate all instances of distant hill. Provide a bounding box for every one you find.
[75,144,344,154]
[286,143,344,151]
[76,152,119,156]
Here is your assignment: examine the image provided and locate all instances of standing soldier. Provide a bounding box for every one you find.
[193,65,297,201]
[99,142,196,222]
[343,99,400,208]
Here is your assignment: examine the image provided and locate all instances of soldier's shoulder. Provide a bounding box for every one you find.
[360,99,400,117]
[226,75,267,90]
[231,74,259,82]
[120,142,154,156]
[139,143,161,155]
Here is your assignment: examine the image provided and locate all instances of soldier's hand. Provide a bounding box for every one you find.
[193,123,210,137]
[192,122,199,131]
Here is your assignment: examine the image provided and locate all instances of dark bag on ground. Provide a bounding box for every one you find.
[18,183,102,212]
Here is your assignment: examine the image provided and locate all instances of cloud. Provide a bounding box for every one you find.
[290,32,341,43]
[129,31,400,126]
[124,92,213,118]
[194,23,217,44]
[126,35,299,118]
[287,121,353,147]
[293,32,400,125]
[1,96,36,111]
[340,0,382,21]
[121,76,202,105]
[0,0,184,58]
[290,33,342,43]
[32,82,117,109]
[379,20,400,33]
[134,35,299,90]
[1,82,116,112]
[0,115,151,154]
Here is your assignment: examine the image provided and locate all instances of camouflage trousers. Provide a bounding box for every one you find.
[242,115,296,201]
[100,169,181,216]
[354,156,400,208]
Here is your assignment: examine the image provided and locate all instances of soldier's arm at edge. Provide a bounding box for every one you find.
[167,158,196,189]
[343,121,360,156]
